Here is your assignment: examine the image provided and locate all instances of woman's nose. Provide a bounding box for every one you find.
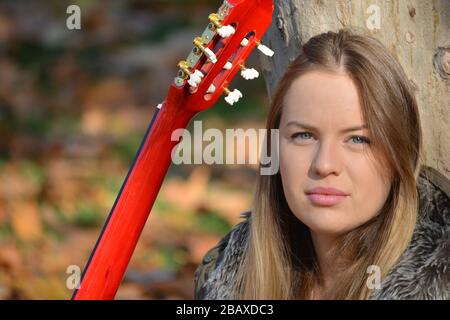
[311,139,342,177]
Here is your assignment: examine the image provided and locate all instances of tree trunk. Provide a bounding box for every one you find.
[259,0,450,182]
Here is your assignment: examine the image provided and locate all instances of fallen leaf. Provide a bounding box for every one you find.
[162,167,210,210]
[115,282,147,300]
[0,164,39,201]
[14,274,69,300]
[185,234,221,264]
[0,244,23,274]
[9,201,43,242]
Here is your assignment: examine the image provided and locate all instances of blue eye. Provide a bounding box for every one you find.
[350,136,371,144]
[291,132,313,140]
[290,132,371,145]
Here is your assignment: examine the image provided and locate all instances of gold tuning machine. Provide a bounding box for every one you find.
[208,13,235,38]
[177,60,204,88]
[177,60,192,79]
[208,13,222,30]
[193,37,217,63]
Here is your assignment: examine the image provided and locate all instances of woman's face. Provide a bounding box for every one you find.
[279,70,392,237]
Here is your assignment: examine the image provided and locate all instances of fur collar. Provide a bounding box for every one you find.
[369,167,449,299]
[194,166,450,300]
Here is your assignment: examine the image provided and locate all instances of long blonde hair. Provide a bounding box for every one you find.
[232,29,423,299]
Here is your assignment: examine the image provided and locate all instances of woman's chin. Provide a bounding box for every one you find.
[301,215,352,237]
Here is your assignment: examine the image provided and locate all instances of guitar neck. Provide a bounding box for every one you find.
[72,86,196,299]
[72,0,274,299]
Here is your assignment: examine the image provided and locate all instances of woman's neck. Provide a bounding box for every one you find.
[309,230,342,296]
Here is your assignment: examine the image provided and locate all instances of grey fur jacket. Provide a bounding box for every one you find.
[194,166,450,300]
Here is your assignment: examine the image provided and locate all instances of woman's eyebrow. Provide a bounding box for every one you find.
[286,120,368,133]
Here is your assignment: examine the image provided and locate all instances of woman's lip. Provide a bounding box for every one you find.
[305,187,348,196]
[306,193,348,206]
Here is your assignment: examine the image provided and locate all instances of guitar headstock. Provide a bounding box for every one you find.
[167,0,274,112]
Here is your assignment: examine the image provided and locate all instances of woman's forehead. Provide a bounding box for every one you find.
[281,71,365,128]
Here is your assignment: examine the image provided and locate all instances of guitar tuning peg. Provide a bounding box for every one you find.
[223,61,232,70]
[177,60,204,88]
[217,25,236,38]
[207,84,216,93]
[240,65,259,80]
[255,40,274,57]
[240,38,249,47]
[187,70,204,88]
[208,13,235,38]
[223,87,243,106]
[193,37,217,63]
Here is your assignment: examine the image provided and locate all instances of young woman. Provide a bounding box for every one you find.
[194,29,450,300]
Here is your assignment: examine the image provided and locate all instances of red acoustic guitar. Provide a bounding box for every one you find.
[72,0,274,300]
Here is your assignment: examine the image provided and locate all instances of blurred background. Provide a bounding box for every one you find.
[0,0,269,299]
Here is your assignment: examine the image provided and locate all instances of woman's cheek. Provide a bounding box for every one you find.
[280,147,310,204]
[280,147,300,185]
[287,147,311,179]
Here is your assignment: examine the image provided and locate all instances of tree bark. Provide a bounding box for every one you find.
[259,0,450,181]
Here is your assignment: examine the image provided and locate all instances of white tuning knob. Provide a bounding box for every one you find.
[241,38,249,46]
[224,61,232,70]
[204,47,217,63]
[241,67,259,80]
[187,70,204,88]
[257,42,274,57]
[224,88,243,106]
[217,25,236,38]
[207,84,216,93]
